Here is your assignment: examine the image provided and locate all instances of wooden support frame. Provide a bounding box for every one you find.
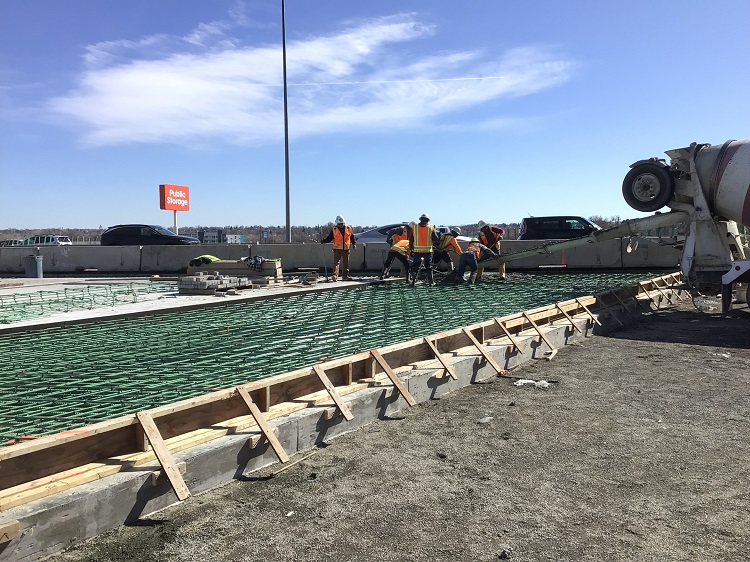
[493,318,523,352]
[622,285,652,313]
[236,387,289,463]
[461,328,508,375]
[135,412,191,501]
[423,337,457,380]
[370,350,417,406]
[637,282,660,309]
[574,297,602,326]
[554,303,582,334]
[312,365,354,421]
[596,295,623,327]
[521,312,558,359]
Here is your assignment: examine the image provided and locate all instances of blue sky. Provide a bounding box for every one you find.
[2,0,749,230]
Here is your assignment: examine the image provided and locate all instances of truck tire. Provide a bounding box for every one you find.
[622,163,675,212]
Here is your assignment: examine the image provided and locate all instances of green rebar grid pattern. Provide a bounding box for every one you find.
[0,272,653,443]
[0,282,178,324]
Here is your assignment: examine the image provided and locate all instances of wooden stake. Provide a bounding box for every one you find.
[236,387,290,463]
[370,350,417,406]
[493,318,523,353]
[574,297,602,326]
[521,312,558,358]
[553,303,582,334]
[135,412,191,501]
[423,337,457,380]
[637,282,660,309]
[462,328,508,375]
[622,285,652,312]
[595,296,623,326]
[312,365,354,421]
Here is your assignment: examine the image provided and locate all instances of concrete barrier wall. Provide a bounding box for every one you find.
[0,239,682,275]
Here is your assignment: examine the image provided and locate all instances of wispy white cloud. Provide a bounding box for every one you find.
[48,12,576,147]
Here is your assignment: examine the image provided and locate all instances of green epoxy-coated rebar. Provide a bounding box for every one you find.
[0,282,177,324]
[1,272,654,443]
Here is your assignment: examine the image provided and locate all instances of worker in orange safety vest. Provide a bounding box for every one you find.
[408,213,441,286]
[456,237,497,284]
[432,227,463,274]
[476,220,507,280]
[321,215,356,281]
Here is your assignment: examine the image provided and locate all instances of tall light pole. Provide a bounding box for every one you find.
[282,0,292,243]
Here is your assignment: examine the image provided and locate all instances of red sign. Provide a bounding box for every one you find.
[159,184,190,211]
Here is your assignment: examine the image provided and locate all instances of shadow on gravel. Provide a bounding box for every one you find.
[602,303,750,349]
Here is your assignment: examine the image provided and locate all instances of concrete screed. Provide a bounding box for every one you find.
[1,277,749,562]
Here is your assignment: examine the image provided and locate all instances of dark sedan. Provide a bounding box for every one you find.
[100,224,200,246]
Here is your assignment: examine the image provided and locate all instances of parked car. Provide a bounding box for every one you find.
[0,239,25,246]
[354,223,409,244]
[518,216,601,240]
[355,223,470,244]
[100,224,200,246]
[22,234,73,246]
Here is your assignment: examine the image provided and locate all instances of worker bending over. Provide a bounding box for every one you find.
[380,223,412,280]
[432,227,462,274]
[476,220,506,280]
[456,237,497,284]
[408,213,441,286]
[321,215,356,281]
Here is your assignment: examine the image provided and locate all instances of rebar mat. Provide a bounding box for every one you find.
[0,282,178,324]
[0,272,655,443]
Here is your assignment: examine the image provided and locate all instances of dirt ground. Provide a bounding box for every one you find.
[55,298,750,562]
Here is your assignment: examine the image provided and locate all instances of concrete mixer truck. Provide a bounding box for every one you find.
[483,139,749,311]
[622,139,750,310]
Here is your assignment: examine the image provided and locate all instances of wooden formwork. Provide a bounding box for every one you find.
[0,273,685,515]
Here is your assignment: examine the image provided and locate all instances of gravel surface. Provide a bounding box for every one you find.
[54,299,750,562]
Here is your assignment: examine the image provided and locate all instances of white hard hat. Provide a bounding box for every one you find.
[477,220,487,228]
[419,213,430,222]
[452,226,461,235]
[335,215,345,225]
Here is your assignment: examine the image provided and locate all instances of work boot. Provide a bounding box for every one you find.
[380,266,390,280]
[427,269,436,286]
[468,272,477,285]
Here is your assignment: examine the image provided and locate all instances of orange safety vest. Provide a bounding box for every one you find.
[392,227,409,244]
[436,233,461,254]
[412,224,435,253]
[392,239,410,255]
[332,226,353,250]
[466,242,482,259]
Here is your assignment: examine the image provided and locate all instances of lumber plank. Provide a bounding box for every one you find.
[236,387,289,463]
[554,303,583,333]
[0,520,20,543]
[151,461,186,486]
[370,349,417,406]
[493,319,523,352]
[312,365,354,421]
[521,312,557,355]
[423,337,457,380]
[574,297,603,326]
[461,328,507,375]
[136,412,191,501]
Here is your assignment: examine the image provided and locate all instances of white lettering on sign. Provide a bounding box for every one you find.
[166,197,189,207]
[167,189,189,207]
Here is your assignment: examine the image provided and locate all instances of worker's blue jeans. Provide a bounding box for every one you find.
[411,252,432,274]
[457,252,478,279]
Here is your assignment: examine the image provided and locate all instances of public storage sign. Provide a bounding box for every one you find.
[159,184,190,211]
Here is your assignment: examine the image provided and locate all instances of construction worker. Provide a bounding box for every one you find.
[408,213,440,286]
[321,215,356,281]
[380,223,412,280]
[380,240,411,280]
[432,227,462,274]
[477,220,507,280]
[456,237,497,284]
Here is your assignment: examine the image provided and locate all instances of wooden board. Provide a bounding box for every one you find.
[370,349,417,406]
[0,520,20,543]
[236,387,289,463]
[312,365,354,421]
[461,328,507,375]
[135,412,191,501]
[423,337,457,380]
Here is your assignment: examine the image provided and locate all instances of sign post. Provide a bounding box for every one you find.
[159,184,190,234]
